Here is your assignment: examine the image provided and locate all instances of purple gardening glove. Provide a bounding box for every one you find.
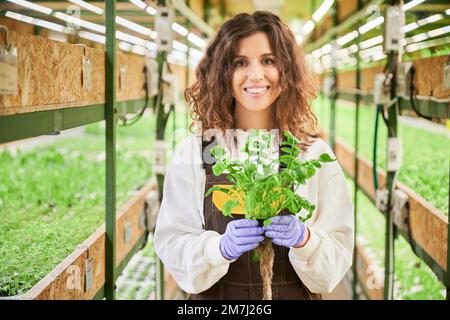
[264,215,306,248]
[220,219,265,261]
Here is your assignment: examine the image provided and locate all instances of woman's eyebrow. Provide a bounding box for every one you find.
[234,53,274,59]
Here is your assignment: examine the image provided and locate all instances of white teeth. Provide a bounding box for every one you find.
[245,86,268,94]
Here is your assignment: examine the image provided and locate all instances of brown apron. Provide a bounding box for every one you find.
[188,136,322,300]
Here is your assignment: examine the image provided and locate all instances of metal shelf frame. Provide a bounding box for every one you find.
[316,0,449,301]
[0,0,183,300]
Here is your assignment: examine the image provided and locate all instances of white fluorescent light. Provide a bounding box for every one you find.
[359,45,383,58]
[337,48,349,58]
[119,41,132,52]
[359,35,383,49]
[116,16,156,39]
[312,0,334,22]
[32,20,66,33]
[187,32,206,48]
[403,22,419,33]
[116,31,147,47]
[372,52,386,62]
[404,14,443,33]
[408,32,429,43]
[68,0,103,15]
[301,20,315,35]
[405,43,420,52]
[129,0,147,10]
[427,25,450,38]
[402,0,426,12]
[405,24,449,45]
[170,50,187,61]
[337,30,358,46]
[5,11,66,33]
[172,22,189,37]
[146,6,157,15]
[321,44,332,54]
[146,42,157,51]
[405,36,450,52]
[128,0,156,16]
[189,48,204,60]
[312,61,323,74]
[54,12,105,33]
[78,30,105,44]
[131,45,146,55]
[359,16,384,34]
[7,0,52,15]
[321,55,331,69]
[422,14,443,24]
[349,44,358,53]
[173,40,188,53]
[312,48,322,59]
[5,11,33,24]
[168,54,187,67]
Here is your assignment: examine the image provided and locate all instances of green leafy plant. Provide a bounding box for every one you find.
[204,130,335,300]
[205,130,335,224]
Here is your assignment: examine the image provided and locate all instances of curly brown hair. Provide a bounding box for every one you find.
[185,11,319,145]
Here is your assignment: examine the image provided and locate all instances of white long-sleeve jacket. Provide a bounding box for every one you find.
[153,131,354,294]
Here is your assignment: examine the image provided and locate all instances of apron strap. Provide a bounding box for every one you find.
[201,134,218,175]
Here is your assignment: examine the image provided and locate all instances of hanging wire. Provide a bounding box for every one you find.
[119,65,150,126]
[409,66,433,121]
[373,104,381,191]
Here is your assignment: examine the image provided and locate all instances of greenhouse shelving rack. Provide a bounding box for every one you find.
[308,0,450,300]
[334,91,450,119]
[328,134,449,298]
[0,0,199,299]
[0,99,149,144]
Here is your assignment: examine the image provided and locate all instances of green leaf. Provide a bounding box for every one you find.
[222,199,239,217]
[211,145,226,159]
[279,155,291,164]
[225,174,237,184]
[312,160,322,168]
[263,217,273,227]
[212,163,225,176]
[283,131,300,144]
[306,165,316,178]
[204,185,230,198]
[251,250,261,263]
[295,166,307,178]
[319,153,335,163]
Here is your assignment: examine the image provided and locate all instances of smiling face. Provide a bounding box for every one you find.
[231,32,281,114]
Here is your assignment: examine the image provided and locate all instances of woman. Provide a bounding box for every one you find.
[154,11,354,300]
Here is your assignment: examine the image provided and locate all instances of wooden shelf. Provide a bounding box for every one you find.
[329,135,448,281]
[0,31,151,116]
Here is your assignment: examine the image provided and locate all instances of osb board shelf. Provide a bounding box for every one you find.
[337,0,359,24]
[312,0,358,40]
[19,179,158,300]
[320,56,450,99]
[328,134,448,272]
[355,242,384,300]
[0,31,149,116]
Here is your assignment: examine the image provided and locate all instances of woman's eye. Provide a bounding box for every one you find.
[234,60,246,67]
[263,58,274,65]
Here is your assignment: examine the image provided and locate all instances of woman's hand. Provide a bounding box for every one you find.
[220,219,265,260]
[264,215,308,248]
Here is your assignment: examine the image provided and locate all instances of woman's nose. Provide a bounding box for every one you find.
[247,61,264,81]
